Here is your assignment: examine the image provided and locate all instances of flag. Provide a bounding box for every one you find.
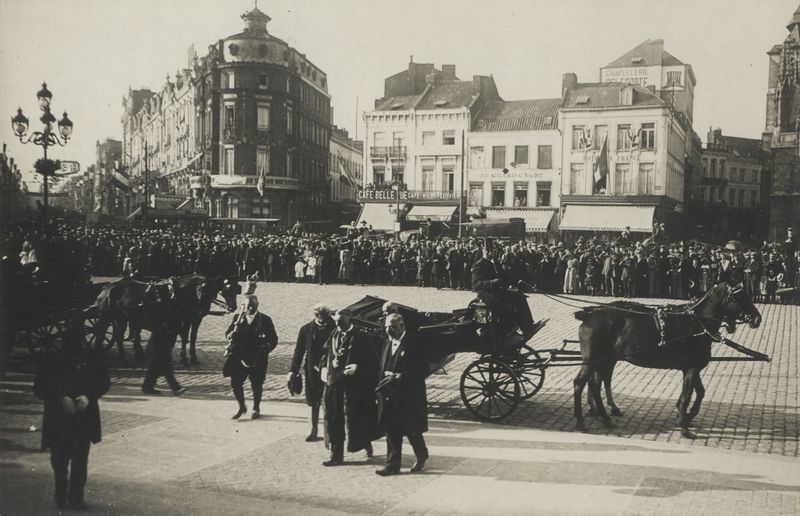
[256,150,267,197]
[593,136,609,190]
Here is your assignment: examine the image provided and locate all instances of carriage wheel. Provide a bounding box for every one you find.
[459,357,520,421]
[510,345,546,400]
[28,320,65,358]
[84,316,116,351]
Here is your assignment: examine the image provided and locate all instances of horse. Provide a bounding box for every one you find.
[572,282,762,438]
[174,274,239,364]
[94,274,238,365]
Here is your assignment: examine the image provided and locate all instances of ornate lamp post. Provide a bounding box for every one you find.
[11,83,74,229]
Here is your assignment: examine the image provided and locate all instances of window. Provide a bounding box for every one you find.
[252,196,271,217]
[572,125,585,150]
[514,145,529,165]
[442,165,455,192]
[227,72,235,89]
[257,105,269,130]
[224,147,234,175]
[226,196,239,218]
[224,105,235,130]
[256,146,268,175]
[286,77,291,93]
[638,163,655,195]
[492,146,506,169]
[469,183,484,207]
[753,170,759,184]
[286,107,293,134]
[617,124,632,150]
[258,74,268,89]
[738,189,744,208]
[470,146,485,168]
[373,166,385,184]
[640,123,655,149]
[422,165,435,192]
[536,182,551,207]
[422,131,435,145]
[667,71,682,86]
[442,130,456,145]
[569,163,584,194]
[751,190,758,207]
[513,183,528,207]
[729,189,736,206]
[594,125,608,149]
[286,151,293,177]
[391,164,404,183]
[373,131,387,147]
[491,183,505,207]
[537,145,552,169]
[710,159,717,178]
[392,131,405,149]
[614,163,632,195]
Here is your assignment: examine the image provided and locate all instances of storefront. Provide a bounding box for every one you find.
[356,189,462,234]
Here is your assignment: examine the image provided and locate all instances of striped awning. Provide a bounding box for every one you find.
[356,203,398,231]
[559,205,655,232]
[485,208,556,233]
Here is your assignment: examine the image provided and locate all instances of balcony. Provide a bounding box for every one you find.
[370,146,407,159]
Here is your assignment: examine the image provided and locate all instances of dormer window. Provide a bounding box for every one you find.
[631,57,643,64]
[433,100,448,107]
[258,74,268,89]
[228,43,240,56]
[576,95,590,105]
[619,86,633,106]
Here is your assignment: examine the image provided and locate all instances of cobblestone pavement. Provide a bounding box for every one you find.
[85,280,798,457]
[2,281,798,515]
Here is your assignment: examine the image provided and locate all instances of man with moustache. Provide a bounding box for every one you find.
[289,304,336,441]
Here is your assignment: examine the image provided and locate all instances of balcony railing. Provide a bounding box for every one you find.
[370,145,407,158]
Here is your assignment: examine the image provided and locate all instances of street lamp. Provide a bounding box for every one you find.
[11,82,74,230]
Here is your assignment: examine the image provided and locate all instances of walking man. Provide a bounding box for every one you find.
[289,304,335,441]
[223,295,278,419]
[375,314,430,476]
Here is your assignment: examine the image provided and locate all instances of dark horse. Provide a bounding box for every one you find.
[572,282,762,438]
[94,275,238,363]
[174,275,239,364]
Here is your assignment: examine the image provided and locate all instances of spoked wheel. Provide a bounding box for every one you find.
[509,344,546,400]
[459,356,520,421]
[84,315,115,351]
[28,320,65,358]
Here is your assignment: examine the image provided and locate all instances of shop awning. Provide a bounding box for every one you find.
[356,203,398,231]
[559,205,656,232]
[485,208,556,233]
[406,205,458,222]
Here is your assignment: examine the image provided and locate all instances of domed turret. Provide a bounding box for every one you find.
[242,3,271,35]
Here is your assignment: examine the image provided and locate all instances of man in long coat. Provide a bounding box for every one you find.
[375,314,430,476]
[289,304,335,441]
[319,309,381,466]
[34,321,110,510]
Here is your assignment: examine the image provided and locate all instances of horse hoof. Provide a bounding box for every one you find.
[680,429,696,439]
[611,408,624,417]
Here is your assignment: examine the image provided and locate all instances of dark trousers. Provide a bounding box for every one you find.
[386,428,428,468]
[143,331,180,392]
[50,440,91,503]
[231,371,265,411]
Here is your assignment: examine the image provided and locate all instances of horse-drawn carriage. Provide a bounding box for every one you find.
[343,293,549,421]
[343,280,768,437]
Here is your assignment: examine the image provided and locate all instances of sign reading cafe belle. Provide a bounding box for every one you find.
[358,189,460,202]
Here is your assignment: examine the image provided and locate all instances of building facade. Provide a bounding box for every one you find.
[329,125,363,225]
[558,40,696,242]
[763,6,800,240]
[122,6,331,231]
[466,98,561,240]
[360,60,499,232]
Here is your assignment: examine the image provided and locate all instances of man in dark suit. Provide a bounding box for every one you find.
[289,304,335,441]
[319,309,380,466]
[223,295,278,420]
[471,242,535,339]
[34,320,110,510]
[375,314,430,476]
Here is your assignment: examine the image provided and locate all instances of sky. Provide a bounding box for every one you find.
[1,0,797,186]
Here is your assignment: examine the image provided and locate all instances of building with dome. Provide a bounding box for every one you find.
[121,5,331,231]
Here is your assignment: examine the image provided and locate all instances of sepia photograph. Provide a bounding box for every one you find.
[0,0,798,514]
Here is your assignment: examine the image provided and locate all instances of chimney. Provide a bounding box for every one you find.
[561,73,578,99]
[442,64,456,80]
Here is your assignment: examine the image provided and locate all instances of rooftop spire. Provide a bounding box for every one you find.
[242,3,271,34]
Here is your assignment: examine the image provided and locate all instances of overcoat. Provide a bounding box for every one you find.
[291,318,336,405]
[376,332,429,436]
[33,343,110,450]
[320,327,382,452]
[223,311,278,382]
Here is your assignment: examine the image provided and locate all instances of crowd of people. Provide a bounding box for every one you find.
[3,221,799,304]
